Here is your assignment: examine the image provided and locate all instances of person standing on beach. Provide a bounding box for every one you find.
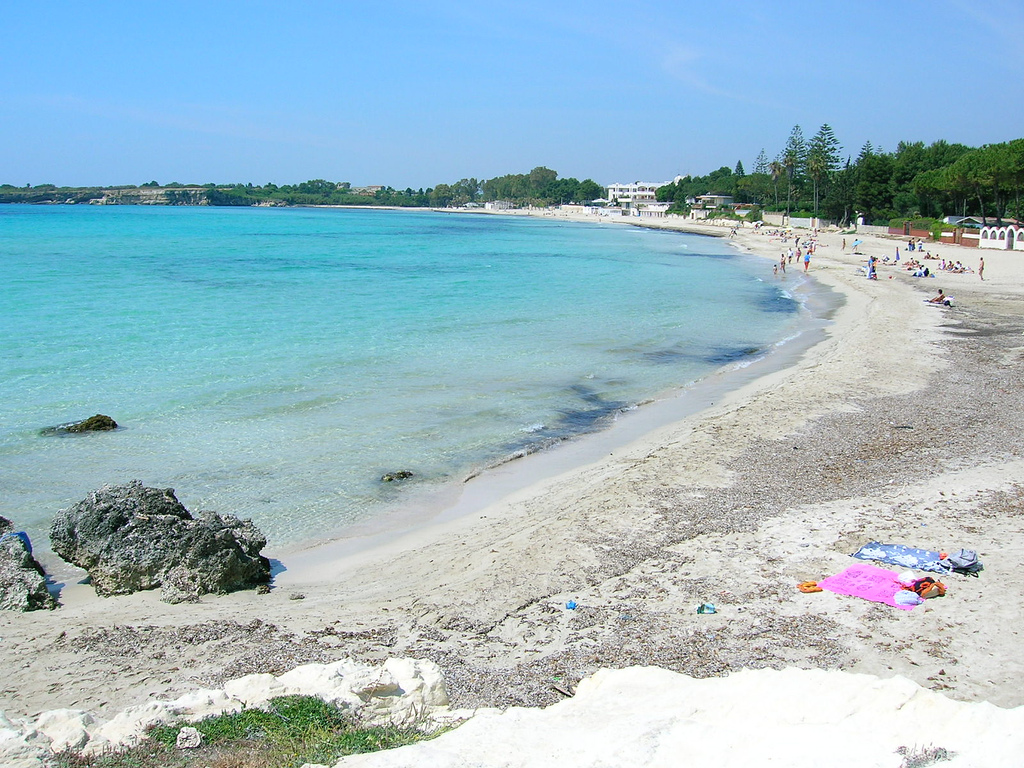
[803,249,810,272]
[979,256,985,280]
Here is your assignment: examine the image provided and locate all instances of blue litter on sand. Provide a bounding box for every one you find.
[566,600,578,610]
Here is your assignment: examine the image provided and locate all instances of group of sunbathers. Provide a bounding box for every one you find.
[937,259,973,274]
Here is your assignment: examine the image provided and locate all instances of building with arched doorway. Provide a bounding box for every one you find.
[979,223,1024,250]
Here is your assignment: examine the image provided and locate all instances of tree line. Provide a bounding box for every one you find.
[6,133,1023,226]
[657,126,1024,226]
[0,168,606,209]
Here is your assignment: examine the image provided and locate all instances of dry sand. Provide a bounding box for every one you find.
[2,216,1023,729]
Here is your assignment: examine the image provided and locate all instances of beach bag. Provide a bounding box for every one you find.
[911,577,946,599]
[941,549,983,577]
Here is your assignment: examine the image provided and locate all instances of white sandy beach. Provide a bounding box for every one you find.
[2,216,1023,763]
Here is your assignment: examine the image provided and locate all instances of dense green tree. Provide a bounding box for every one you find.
[1003,139,1024,219]
[736,172,773,206]
[856,152,896,223]
[429,183,453,207]
[822,160,857,226]
[914,166,962,219]
[577,179,605,202]
[890,141,930,215]
[296,179,337,196]
[528,166,557,192]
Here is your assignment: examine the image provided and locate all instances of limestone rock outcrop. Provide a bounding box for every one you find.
[49,481,270,603]
[0,657,450,765]
[0,517,57,611]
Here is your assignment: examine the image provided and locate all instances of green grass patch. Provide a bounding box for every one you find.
[53,695,443,768]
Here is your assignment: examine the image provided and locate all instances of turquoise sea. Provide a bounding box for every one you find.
[1,205,807,553]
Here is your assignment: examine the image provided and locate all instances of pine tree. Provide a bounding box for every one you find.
[782,125,807,213]
[783,125,808,174]
[809,124,842,173]
[753,149,769,175]
[808,124,843,216]
[734,160,745,177]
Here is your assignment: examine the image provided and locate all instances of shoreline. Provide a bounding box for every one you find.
[10,205,796,568]
[268,239,838,579]
[26,212,828,583]
[3,219,1024,728]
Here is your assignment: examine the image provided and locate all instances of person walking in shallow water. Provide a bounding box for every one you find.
[803,249,810,272]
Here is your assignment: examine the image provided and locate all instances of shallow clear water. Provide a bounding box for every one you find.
[1,205,802,549]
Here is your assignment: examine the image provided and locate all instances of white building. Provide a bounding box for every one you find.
[635,202,671,218]
[606,181,665,206]
[695,194,734,208]
[979,223,1024,250]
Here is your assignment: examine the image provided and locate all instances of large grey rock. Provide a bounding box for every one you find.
[49,481,271,603]
[0,517,57,611]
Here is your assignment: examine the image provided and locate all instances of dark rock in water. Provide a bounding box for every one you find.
[381,470,414,482]
[66,414,118,432]
[0,516,58,611]
[41,414,119,436]
[49,481,271,604]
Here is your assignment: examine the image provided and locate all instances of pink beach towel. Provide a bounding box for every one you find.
[817,562,915,610]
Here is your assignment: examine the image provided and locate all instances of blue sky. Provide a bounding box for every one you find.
[3,1,1022,189]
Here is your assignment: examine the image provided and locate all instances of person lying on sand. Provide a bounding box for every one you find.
[927,289,952,306]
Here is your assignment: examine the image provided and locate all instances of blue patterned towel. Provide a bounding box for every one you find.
[852,542,951,574]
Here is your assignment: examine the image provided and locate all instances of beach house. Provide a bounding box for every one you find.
[604,179,676,217]
[605,181,662,206]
